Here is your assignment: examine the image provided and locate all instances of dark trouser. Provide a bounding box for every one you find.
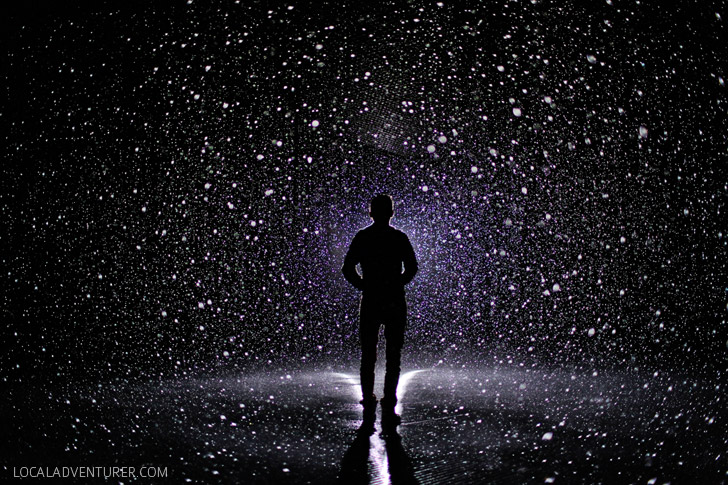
[359,293,406,405]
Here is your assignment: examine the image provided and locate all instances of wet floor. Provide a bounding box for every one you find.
[4,363,727,483]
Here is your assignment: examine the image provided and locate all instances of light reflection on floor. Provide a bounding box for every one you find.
[6,364,727,483]
[333,370,425,485]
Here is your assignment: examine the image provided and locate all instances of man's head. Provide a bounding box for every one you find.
[369,194,394,224]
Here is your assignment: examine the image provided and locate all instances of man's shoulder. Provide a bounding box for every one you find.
[353,226,371,239]
[390,226,410,241]
[350,227,372,245]
[357,224,406,236]
[356,224,381,236]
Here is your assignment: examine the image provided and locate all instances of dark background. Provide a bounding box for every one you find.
[4,0,727,383]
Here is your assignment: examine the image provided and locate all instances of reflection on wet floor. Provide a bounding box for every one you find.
[337,370,422,485]
[5,364,727,483]
[339,422,418,485]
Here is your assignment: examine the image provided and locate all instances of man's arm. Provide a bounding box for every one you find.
[401,234,418,286]
[342,234,365,290]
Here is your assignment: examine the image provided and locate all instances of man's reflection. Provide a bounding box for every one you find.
[338,412,418,485]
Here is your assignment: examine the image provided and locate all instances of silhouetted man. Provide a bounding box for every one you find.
[342,194,418,425]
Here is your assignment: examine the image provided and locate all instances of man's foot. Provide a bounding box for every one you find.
[380,397,401,428]
[360,394,377,409]
[359,406,376,435]
[381,409,401,428]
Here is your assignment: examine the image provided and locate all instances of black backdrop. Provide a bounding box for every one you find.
[4,0,727,382]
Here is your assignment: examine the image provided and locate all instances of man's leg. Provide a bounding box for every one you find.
[359,298,379,405]
[381,299,406,408]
